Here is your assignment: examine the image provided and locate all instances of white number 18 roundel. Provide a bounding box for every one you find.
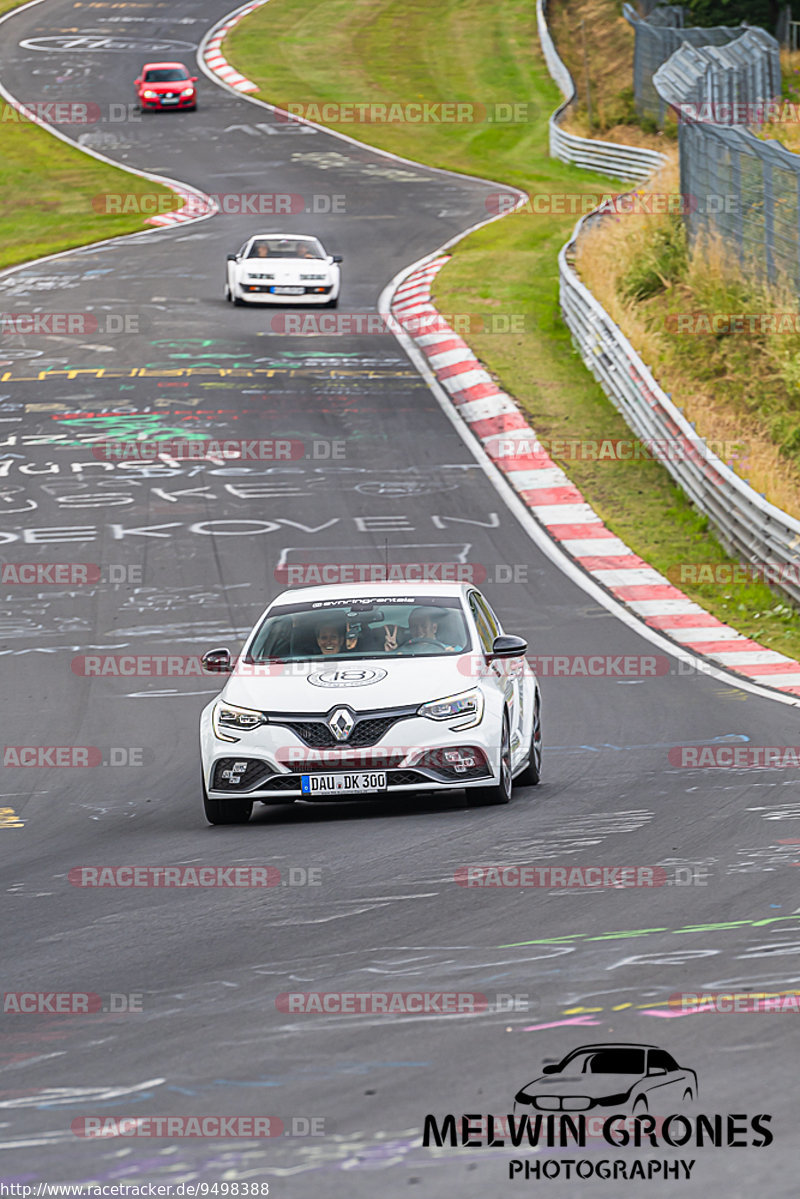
[307,668,388,688]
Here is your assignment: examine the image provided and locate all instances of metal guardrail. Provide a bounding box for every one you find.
[536,0,668,181]
[653,27,781,122]
[558,212,800,608]
[537,3,800,605]
[653,30,794,289]
[623,4,751,124]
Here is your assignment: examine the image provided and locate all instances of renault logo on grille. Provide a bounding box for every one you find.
[328,707,356,742]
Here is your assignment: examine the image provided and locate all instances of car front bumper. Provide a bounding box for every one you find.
[235,286,337,305]
[200,709,501,802]
[140,95,196,109]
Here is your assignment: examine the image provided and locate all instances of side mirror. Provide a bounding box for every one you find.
[202,647,232,673]
[648,1066,667,1076]
[487,634,527,660]
[190,76,198,83]
[542,1064,559,1075]
[134,79,142,85]
[227,253,238,261]
[331,255,343,264]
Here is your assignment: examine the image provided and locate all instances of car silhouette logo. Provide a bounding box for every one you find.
[514,1043,697,1116]
[327,707,355,742]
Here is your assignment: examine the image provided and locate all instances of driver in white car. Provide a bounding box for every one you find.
[404,607,461,652]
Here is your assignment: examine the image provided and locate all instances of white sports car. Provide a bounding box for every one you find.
[199,582,542,825]
[224,233,342,307]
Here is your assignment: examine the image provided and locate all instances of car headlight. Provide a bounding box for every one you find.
[143,90,158,98]
[418,687,484,729]
[213,702,267,741]
[182,86,195,94]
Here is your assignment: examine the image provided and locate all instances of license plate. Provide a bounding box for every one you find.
[161,98,179,105]
[271,286,305,295]
[301,771,387,795]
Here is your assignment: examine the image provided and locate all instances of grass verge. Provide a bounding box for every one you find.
[226,0,800,659]
[576,160,800,522]
[0,0,178,271]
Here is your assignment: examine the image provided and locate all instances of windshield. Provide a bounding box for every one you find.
[560,1049,646,1075]
[248,597,471,662]
[247,239,325,260]
[144,68,190,82]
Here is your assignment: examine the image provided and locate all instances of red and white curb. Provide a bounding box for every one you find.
[393,257,800,696]
[145,186,216,227]
[202,0,265,93]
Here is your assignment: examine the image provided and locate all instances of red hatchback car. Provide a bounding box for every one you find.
[135,62,197,112]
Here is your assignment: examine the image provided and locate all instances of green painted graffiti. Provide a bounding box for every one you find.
[54,414,208,443]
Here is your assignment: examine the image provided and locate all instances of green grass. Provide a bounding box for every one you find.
[0,0,177,270]
[226,0,800,661]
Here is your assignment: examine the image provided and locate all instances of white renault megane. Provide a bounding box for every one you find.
[199,582,541,824]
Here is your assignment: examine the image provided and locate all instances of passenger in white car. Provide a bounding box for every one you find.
[315,621,346,655]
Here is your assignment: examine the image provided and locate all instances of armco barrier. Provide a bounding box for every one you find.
[623,3,753,125]
[653,29,792,288]
[536,0,667,181]
[538,3,800,609]
[558,211,800,608]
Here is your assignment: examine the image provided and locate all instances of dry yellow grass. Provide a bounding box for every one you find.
[548,0,669,150]
[549,0,632,113]
[575,156,800,519]
[753,50,800,152]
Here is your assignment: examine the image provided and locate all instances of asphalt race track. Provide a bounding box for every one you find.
[0,2,798,1195]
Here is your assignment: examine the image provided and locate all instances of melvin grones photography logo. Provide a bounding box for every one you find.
[422,1041,774,1182]
[513,1042,697,1116]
